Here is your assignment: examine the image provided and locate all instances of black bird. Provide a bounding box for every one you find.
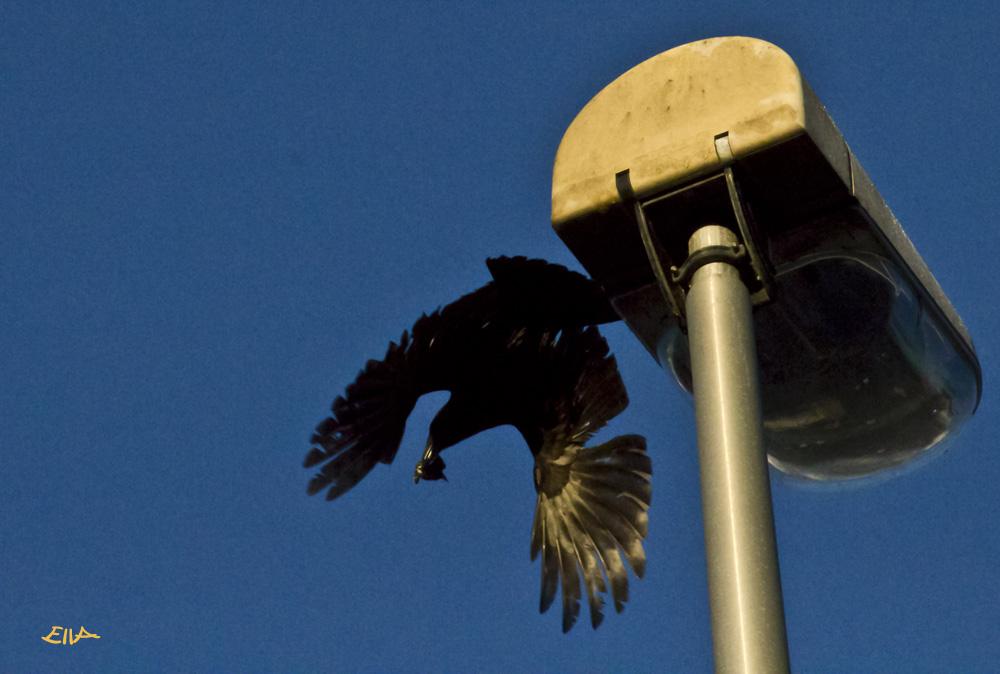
[305,256,651,632]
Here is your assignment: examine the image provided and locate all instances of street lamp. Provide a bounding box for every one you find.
[551,36,981,673]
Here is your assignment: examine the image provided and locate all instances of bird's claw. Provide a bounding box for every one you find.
[414,455,448,483]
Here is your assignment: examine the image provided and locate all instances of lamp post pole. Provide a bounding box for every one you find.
[685,225,791,674]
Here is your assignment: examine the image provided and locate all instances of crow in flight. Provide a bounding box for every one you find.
[305,256,651,632]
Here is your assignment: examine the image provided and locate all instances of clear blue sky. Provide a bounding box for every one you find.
[3,1,998,672]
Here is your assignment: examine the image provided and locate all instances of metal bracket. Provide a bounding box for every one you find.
[671,242,746,287]
[617,168,689,331]
[615,159,772,330]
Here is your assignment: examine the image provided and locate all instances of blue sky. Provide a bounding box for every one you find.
[3,1,998,672]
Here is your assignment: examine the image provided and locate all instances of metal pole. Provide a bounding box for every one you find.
[685,225,790,674]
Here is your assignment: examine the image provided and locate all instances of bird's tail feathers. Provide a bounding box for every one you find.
[305,332,418,500]
[531,433,651,632]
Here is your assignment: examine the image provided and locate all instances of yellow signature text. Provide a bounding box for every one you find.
[42,626,101,645]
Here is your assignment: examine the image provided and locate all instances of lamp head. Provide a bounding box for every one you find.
[551,37,981,481]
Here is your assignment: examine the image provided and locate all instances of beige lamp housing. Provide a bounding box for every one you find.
[552,36,981,480]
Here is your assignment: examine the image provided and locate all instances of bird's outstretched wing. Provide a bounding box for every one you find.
[529,327,652,632]
[305,331,420,500]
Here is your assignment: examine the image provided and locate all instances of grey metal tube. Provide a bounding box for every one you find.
[685,226,790,674]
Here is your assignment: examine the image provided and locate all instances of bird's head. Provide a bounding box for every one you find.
[413,437,448,483]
